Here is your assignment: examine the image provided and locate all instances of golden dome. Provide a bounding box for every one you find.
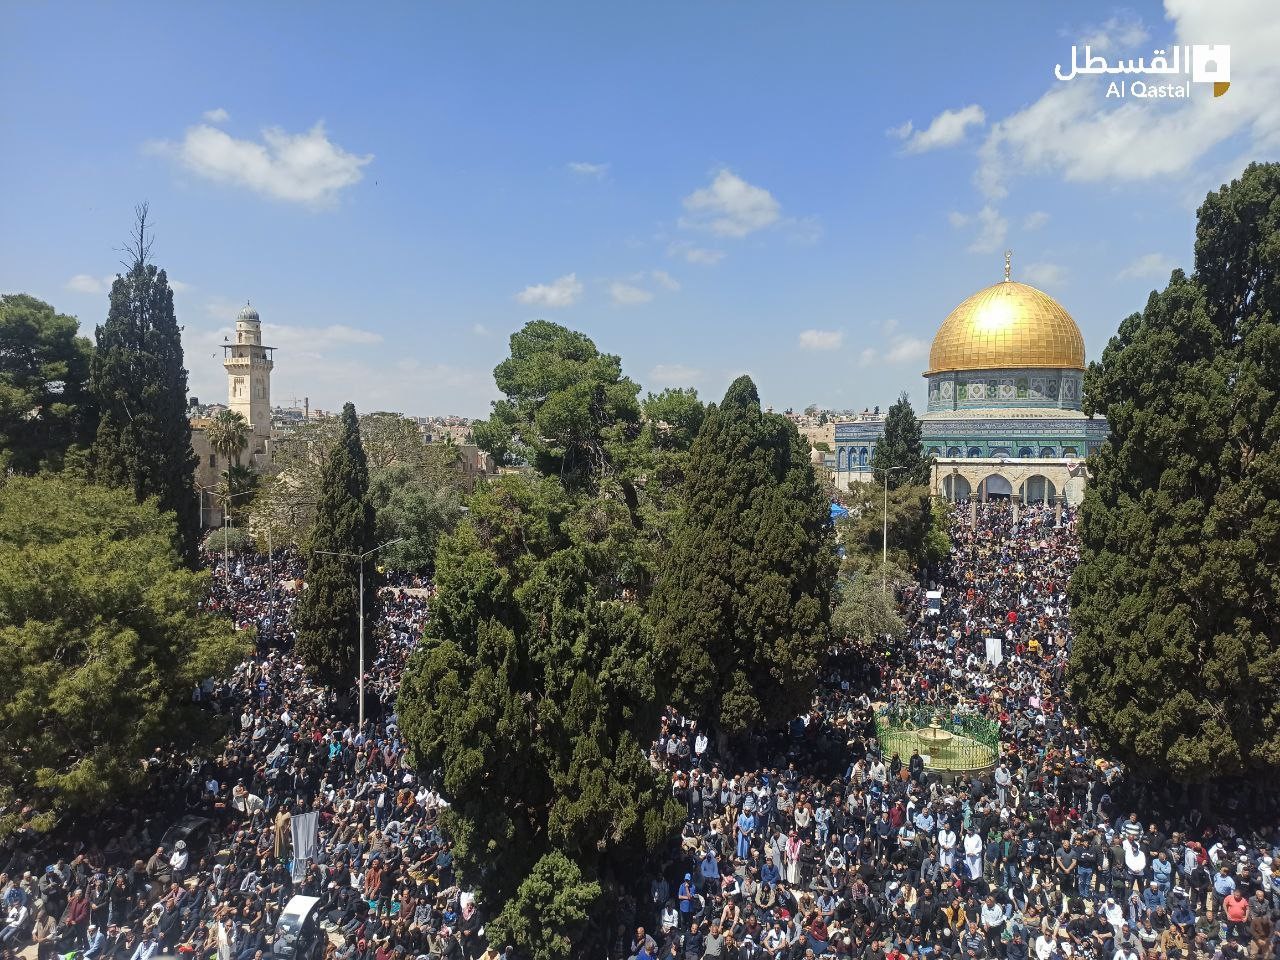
[927,279,1085,375]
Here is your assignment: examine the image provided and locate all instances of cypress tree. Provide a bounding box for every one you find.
[1070,162,1280,781]
[88,205,199,565]
[869,391,930,489]
[397,474,682,957]
[654,375,837,741]
[294,402,379,687]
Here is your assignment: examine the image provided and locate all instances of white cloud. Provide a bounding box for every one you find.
[1117,252,1176,280]
[649,363,702,387]
[977,0,1280,200]
[1079,13,1150,51]
[785,215,824,245]
[567,161,609,178]
[157,120,372,206]
[262,323,383,347]
[386,359,484,389]
[1023,211,1050,231]
[668,241,726,265]
[651,269,680,291]
[168,279,192,293]
[858,348,878,368]
[881,318,900,335]
[202,107,230,124]
[609,281,653,305]
[798,329,844,351]
[1020,262,1068,288]
[886,120,914,140]
[515,273,583,308]
[891,104,986,154]
[967,205,1008,253]
[947,211,970,228]
[885,338,929,364]
[680,169,781,237]
[472,323,491,337]
[65,274,114,294]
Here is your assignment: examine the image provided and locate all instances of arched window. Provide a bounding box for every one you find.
[1039,446,1056,457]
[1061,446,1078,457]
[943,474,972,501]
[1018,447,1033,458]
[1020,475,1057,504]
[989,447,1010,458]
[927,446,942,456]
[967,447,982,458]
[980,474,1014,498]
[858,448,868,467]
[947,446,962,457]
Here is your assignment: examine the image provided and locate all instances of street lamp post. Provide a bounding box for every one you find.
[872,465,908,595]
[197,481,256,581]
[315,537,405,728]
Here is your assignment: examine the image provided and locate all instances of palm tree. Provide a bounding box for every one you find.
[207,409,250,467]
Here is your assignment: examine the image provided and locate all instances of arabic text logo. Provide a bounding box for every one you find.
[1055,43,1231,98]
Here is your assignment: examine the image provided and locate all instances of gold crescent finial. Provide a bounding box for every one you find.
[1004,250,1012,282]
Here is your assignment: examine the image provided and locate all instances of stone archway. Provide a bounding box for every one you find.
[978,474,1014,499]
[1018,474,1056,504]
[943,473,972,501]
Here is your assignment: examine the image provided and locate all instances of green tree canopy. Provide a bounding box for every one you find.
[293,402,379,685]
[1070,162,1280,782]
[837,480,942,579]
[485,851,602,960]
[87,206,199,565]
[632,387,707,551]
[654,375,837,739]
[256,411,460,554]
[369,457,466,573]
[0,474,246,838]
[831,571,907,644]
[0,293,95,473]
[473,320,642,483]
[641,387,706,454]
[397,474,682,954]
[869,391,931,489]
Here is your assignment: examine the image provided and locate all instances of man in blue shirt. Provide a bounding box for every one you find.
[1213,867,1236,900]
[698,849,720,894]
[130,932,161,960]
[677,874,695,928]
[760,860,780,888]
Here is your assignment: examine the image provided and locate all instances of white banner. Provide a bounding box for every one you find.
[984,635,1003,667]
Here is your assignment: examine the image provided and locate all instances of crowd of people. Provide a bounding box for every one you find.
[641,501,1280,960]
[5,500,1280,960]
[0,551,482,960]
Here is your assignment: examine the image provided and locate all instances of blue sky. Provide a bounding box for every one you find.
[3,0,1277,417]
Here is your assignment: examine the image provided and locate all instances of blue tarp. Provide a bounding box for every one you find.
[830,503,849,520]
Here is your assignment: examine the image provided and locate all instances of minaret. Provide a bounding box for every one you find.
[223,302,275,460]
